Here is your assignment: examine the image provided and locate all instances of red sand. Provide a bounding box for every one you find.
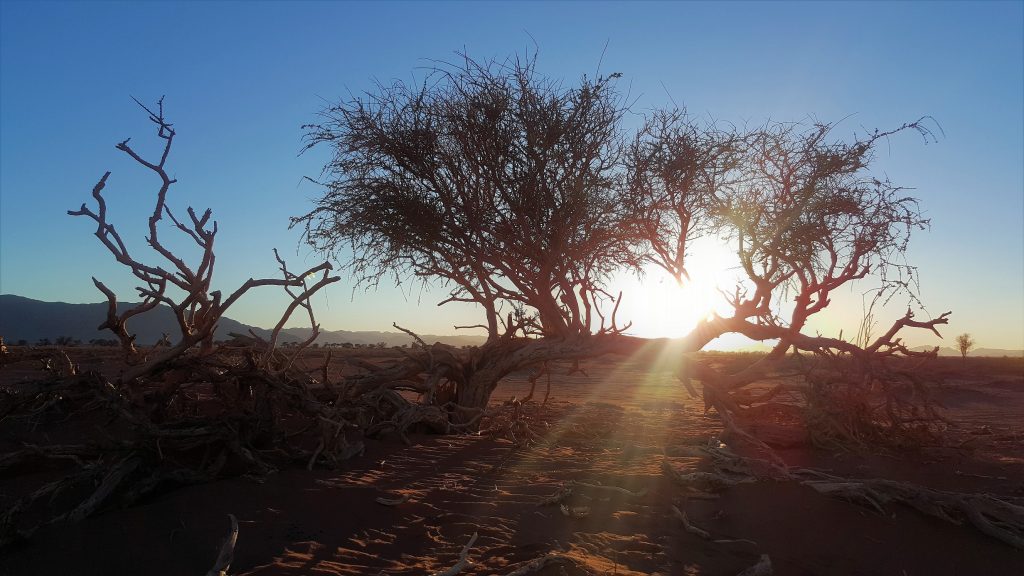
[1,354,1022,575]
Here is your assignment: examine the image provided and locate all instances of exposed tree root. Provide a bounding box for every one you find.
[668,440,1024,550]
[795,472,1024,550]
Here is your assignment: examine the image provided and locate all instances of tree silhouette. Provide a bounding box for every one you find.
[956,333,975,360]
[300,51,950,439]
[298,53,641,341]
[70,98,339,379]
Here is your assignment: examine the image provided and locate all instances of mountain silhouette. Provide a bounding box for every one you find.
[0,294,486,347]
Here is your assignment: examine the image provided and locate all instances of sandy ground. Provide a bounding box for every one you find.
[1,351,1022,575]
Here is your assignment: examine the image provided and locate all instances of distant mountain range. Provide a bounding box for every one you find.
[0,294,486,348]
[909,345,1024,358]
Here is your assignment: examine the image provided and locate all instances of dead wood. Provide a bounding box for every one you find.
[68,98,339,382]
[502,554,581,576]
[795,473,1024,550]
[670,438,1024,550]
[662,460,755,491]
[538,485,575,506]
[375,493,412,506]
[670,505,711,538]
[736,554,773,576]
[570,481,648,498]
[670,504,758,546]
[61,455,141,523]
[559,504,590,518]
[205,514,238,576]
[431,531,478,576]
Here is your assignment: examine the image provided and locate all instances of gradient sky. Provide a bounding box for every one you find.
[1,1,1022,350]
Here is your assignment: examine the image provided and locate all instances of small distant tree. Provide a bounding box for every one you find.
[956,333,975,360]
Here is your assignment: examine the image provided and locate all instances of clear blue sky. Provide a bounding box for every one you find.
[2,1,1022,349]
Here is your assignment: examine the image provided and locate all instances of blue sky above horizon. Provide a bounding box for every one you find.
[1,1,1022,349]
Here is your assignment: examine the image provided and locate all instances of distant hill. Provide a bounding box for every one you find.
[0,294,486,348]
[281,326,485,348]
[911,345,1024,358]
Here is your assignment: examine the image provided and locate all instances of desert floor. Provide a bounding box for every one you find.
[1,350,1022,575]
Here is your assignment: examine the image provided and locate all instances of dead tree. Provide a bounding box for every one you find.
[69,97,339,381]
[0,99,353,543]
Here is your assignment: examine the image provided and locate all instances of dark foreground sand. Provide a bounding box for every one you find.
[1,354,1022,575]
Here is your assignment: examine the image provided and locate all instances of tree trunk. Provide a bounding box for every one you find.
[454,368,503,426]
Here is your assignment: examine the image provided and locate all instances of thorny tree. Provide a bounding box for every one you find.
[298,54,647,413]
[299,52,953,442]
[299,54,640,341]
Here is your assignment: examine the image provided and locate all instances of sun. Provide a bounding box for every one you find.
[608,238,740,339]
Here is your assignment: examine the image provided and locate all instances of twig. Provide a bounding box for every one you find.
[431,531,478,576]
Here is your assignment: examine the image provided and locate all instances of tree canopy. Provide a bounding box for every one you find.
[298,54,646,340]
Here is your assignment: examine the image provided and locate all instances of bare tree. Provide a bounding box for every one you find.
[70,97,339,381]
[1,99,355,542]
[956,333,975,360]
